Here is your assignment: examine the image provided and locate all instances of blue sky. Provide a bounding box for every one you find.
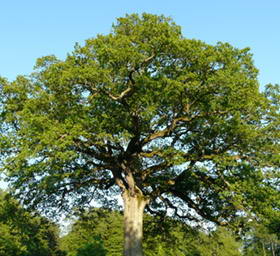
[1,0,279,87]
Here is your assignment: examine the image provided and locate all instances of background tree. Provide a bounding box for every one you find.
[60,208,242,256]
[75,237,107,256]
[0,190,65,256]
[60,209,123,256]
[0,223,25,256]
[1,13,279,256]
[243,223,280,256]
[194,227,242,256]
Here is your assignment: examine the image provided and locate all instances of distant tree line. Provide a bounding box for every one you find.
[60,208,280,256]
[1,190,279,256]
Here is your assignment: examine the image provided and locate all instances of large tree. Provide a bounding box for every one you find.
[0,13,279,256]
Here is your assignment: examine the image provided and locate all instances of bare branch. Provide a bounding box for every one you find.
[142,54,155,64]
[142,116,192,145]
[159,195,201,222]
[141,161,171,180]
[111,168,128,191]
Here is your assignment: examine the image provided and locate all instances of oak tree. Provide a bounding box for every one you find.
[1,13,279,256]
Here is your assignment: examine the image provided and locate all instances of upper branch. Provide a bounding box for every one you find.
[142,116,190,145]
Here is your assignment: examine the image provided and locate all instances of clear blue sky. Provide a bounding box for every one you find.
[0,1,279,86]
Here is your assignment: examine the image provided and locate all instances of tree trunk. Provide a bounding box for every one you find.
[262,242,266,256]
[122,190,148,256]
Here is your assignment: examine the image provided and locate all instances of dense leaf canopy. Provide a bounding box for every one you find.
[0,13,279,226]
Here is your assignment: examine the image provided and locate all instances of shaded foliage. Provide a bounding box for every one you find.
[0,190,65,256]
[60,208,242,256]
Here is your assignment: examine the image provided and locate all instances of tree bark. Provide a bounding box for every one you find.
[123,190,148,256]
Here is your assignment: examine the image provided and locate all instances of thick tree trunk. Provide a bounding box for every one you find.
[123,190,148,256]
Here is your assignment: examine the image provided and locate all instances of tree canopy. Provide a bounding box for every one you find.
[0,13,279,255]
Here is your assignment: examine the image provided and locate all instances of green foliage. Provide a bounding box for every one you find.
[243,223,280,256]
[60,209,123,256]
[194,227,242,256]
[0,223,25,256]
[75,237,107,256]
[0,190,65,256]
[61,208,242,256]
[143,216,198,256]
